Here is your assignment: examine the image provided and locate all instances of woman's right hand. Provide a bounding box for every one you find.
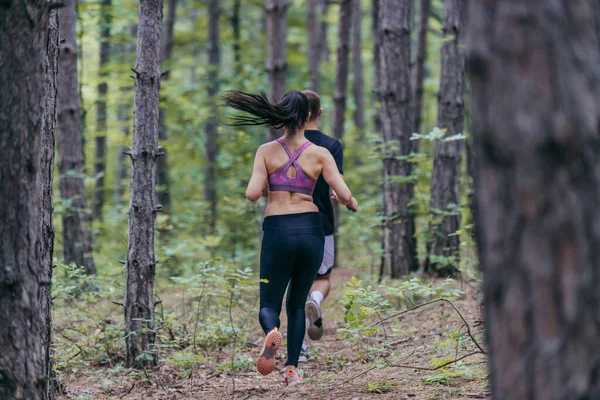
[346,197,358,212]
[331,190,358,212]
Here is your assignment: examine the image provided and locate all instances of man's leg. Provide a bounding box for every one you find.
[305,235,334,341]
[309,273,331,306]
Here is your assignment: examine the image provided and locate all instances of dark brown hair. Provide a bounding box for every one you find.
[221,90,310,137]
[302,90,320,121]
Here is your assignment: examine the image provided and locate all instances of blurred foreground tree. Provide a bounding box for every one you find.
[469,0,600,398]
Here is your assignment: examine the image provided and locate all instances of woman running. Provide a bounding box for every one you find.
[222,90,358,385]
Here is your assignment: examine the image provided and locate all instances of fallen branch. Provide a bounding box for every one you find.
[119,383,135,398]
[332,350,485,388]
[373,298,486,354]
[386,350,485,371]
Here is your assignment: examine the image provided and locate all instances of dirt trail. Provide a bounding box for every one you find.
[57,268,489,400]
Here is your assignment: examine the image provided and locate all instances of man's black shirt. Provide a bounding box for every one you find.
[305,129,344,236]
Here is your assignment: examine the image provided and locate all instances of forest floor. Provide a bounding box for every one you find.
[57,268,489,400]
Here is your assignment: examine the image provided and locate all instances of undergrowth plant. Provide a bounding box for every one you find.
[52,259,264,382]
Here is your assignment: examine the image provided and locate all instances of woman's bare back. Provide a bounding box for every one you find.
[262,139,324,216]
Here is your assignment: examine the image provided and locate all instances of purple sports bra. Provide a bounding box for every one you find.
[267,139,317,196]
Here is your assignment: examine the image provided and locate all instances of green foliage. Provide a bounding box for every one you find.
[338,276,390,353]
[366,380,395,394]
[214,355,255,372]
[422,361,486,386]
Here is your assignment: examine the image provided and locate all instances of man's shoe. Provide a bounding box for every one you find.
[305,299,324,340]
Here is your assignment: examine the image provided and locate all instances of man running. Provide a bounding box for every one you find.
[301,90,357,358]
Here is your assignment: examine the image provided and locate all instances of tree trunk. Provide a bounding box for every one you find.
[468,1,600,398]
[93,0,112,220]
[306,0,321,93]
[125,0,163,369]
[319,0,329,62]
[378,0,417,278]
[424,0,465,277]
[331,0,353,267]
[157,0,176,213]
[39,2,60,397]
[0,2,47,398]
[58,0,95,275]
[204,0,220,233]
[115,25,137,207]
[372,0,381,133]
[265,0,288,141]
[352,0,365,130]
[232,0,241,76]
[412,0,430,138]
[332,0,352,142]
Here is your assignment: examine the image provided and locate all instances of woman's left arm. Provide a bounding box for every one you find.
[246,146,268,202]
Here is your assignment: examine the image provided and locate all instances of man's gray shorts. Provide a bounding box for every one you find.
[317,235,335,276]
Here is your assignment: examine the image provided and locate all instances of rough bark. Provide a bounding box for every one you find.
[125,0,163,369]
[204,0,220,233]
[157,0,176,213]
[93,0,112,220]
[412,0,430,138]
[232,0,241,76]
[306,0,321,93]
[115,25,137,206]
[57,0,95,275]
[39,2,60,397]
[320,0,330,62]
[332,0,352,141]
[352,0,365,130]
[374,0,385,276]
[425,0,465,277]
[468,1,600,398]
[330,0,353,266]
[265,0,288,141]
[0,2,46,398]
[372,0,381,133]
[378,0,417,278]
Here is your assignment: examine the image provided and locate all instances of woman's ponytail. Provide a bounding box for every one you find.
[221,90,309,137]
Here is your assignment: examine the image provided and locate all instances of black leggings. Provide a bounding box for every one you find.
[259,212,324,367]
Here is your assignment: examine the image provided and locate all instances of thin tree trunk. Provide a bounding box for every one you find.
[115,25,137,206]
[39,2,60,398]
[125,0,163,369]
[374,0,385,277]
[378,0,417,278]
[157,0,176,213]
[58,0,95,275]
[266,0,288,141]
[0,2,47,398]
[469,1,600,398]
[332,0,352,142]
[372,0,381,133]
[320,0,330,62]
[204,0,220,233]
[93,0,112,220]
[232,0,242,76]
[424,0,465,277]
[352,0,365,130]
[307,0,321,93]
[331,0,353,267]
[412,0,430,138]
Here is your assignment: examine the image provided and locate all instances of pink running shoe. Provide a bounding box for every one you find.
[282,365,304,386]
[256,328,283,376]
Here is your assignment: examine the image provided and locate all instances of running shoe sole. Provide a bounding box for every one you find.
[257,329,283,375]
[305,300,324,340]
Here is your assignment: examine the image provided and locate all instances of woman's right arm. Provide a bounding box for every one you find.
[321,150,355,207]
